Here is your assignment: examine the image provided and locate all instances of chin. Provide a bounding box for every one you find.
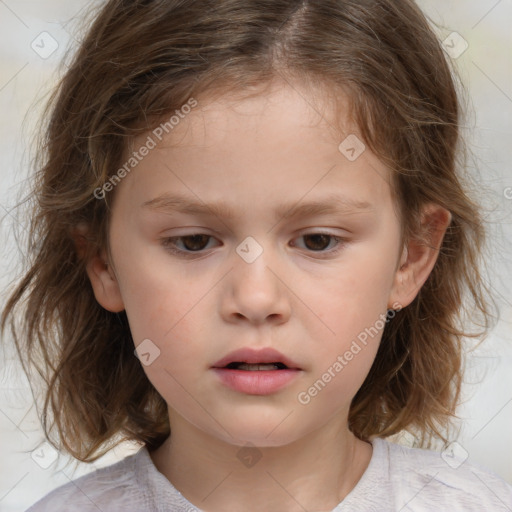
[211,418,308,449]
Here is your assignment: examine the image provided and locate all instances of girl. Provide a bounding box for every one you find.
[2,0,511,510]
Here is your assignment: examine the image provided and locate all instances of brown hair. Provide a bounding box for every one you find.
[2,0,493,461]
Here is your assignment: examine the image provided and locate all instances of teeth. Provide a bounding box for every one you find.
[236,363,281,371]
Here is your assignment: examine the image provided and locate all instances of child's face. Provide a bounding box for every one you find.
[91,80,425,447]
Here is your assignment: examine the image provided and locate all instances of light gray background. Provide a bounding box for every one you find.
[0,1,511,510]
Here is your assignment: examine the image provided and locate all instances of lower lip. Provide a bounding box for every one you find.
[212,368,301,395]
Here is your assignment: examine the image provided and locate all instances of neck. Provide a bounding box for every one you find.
[150,413,373,512]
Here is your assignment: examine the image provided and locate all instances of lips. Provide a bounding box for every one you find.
[211,347,302,395]
[211,347,301,370]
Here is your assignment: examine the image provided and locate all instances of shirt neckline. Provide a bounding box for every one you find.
[134,437,388,512]
[332,437,388,510]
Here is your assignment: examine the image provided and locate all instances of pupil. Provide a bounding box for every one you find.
[304,234,330,251]
[183,235,209,251]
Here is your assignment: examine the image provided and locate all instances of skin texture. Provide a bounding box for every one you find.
[83,79,451,511]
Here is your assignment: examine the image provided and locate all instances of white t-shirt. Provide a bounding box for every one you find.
[26,437,512,511]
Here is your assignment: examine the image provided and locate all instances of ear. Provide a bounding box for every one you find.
[71,223,125,313]
[387,203,452,309]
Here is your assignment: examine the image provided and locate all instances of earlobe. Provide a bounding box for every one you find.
[388,203,451,309]
[71,223,125,313]
[85,252,125,313]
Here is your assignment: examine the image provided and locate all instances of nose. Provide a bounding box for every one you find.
[219,243,292,326]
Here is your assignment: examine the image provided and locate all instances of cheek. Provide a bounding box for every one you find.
[296,275,388,415]
[119,278,209,407]
[110,234,202,342]
[315,250,397,335]
[112,252,214,394]
[300,246,397,394]
[123,285,206,366]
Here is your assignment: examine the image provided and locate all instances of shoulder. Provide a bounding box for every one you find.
[26,448,146,512]
[376,438,512,511]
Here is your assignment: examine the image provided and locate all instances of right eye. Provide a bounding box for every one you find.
[161,234,220,257]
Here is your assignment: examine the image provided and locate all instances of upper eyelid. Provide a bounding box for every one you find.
[162,232,347,253]
[164,230,344,242]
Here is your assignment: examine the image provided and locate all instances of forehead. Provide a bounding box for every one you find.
[155,78,353,151]
[114,79,393,217]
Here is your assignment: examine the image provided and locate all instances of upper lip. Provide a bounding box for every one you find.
[212,347,302,370]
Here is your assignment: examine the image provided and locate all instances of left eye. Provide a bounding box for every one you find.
[292,233,342,252]
[162,234,216,253]
[161,233,345,258]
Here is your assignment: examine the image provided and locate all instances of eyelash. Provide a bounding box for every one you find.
[160,233,347,259]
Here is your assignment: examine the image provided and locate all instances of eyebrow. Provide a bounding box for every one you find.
[141,193,373,220]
